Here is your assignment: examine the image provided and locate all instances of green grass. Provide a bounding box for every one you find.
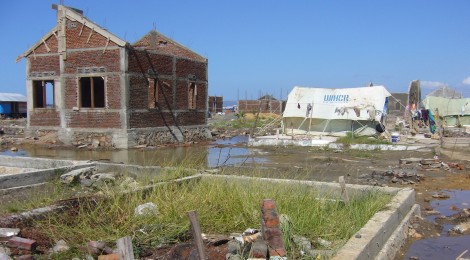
[208,113,281,130]
[0,180,81,215]
[34,176,391,258]
[0,165,198,216]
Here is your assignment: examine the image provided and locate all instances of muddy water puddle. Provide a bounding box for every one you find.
[1,135,268,167]
[403,190,470,260]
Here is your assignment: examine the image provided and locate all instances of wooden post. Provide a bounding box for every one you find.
[188,210,206,260]
[116,236,135,260]
[251,101,263,137]
[339,176,349,203]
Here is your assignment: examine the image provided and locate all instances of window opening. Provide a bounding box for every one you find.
[188,82,197,109]
[148,78,159,109]
[32,80,54,108]
[395,102,401,110]
[79,77,105,108]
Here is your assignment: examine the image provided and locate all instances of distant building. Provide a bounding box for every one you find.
[208,96,223,114]
[238,95,285,115]
[0,93,27,118]
[388,93,407,113]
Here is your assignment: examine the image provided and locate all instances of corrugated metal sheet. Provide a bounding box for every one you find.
[0,93,27,102]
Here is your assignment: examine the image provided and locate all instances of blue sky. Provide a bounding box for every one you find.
[1,0,470,101]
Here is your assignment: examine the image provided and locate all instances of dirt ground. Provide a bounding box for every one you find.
[1,117,470,259]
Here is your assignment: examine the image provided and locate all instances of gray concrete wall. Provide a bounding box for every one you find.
[0,164,93,189]
[0,155,82,169]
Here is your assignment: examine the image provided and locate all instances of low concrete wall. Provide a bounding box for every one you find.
[248,136,427,151]
[442,137,470,152]
[0,155,83,169]
[0,156,92,189]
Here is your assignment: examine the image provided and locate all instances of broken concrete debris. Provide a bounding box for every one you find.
[134,202,158,216]
[49,239,69,253]
[0,229,20,241]
[59,167,117,190]
[431,192,451,199]
[359,169,422,186]
[60,167,95,185]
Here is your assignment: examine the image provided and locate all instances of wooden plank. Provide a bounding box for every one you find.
[116,236,134,260]
[79,21,86,36]
[339,176,349,203]
[87,27,94,43]
[187,210,206,260]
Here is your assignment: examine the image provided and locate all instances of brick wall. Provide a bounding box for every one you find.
[129,111,175,128]
[33,34,59,54]
[128,76,149,110]
[29,110,60,126]
[129,111,205,128]
[67,111,121,128]
[238,100,285,114]
[127,50,173,75]
[29,56,60,74]
[176,112,206,125]
[106,75,121,109]
[208,96,223,113]
[127,48,208,129]
[64,77,78,109]
[175,82,207,110]
[66,18,118,49]
[133,31,206,62]
[64,49,120,74]
[176,59,207,81]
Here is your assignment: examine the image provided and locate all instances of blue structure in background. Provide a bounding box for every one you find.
[0,93,27,118]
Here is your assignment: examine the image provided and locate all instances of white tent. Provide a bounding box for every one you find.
[283,86,391,135]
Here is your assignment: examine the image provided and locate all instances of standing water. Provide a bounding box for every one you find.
[403,190,470,260]
[0,135,268,168]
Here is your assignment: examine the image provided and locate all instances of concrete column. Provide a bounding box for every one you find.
[24,56,32,132]
[116,47,131,149]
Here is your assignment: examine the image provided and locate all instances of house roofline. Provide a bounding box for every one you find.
[16,26,58,63]
[16,5,128,63]
[134,29,207,61]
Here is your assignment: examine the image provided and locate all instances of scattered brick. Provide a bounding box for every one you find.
[7,237,37,251]
[98,253,120,260]
[260,199,286,258]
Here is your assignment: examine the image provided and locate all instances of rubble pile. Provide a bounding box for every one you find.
[359,169,423,186]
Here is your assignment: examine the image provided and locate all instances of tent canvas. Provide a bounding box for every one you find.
[283,86,391,134]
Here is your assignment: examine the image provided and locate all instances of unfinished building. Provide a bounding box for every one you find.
[17,5,210,148]
[238,95,285,115]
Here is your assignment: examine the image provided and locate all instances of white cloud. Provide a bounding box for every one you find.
[420,81,448,89]
[462,77,470,85]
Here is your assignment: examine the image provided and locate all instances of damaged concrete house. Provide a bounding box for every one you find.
[16,5,210,148]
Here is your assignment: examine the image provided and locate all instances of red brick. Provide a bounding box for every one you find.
[263,215,280,228]
[7,236,37,251]
[263,227,282,240]
[98,253,119,260]
[261,199,277,210]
